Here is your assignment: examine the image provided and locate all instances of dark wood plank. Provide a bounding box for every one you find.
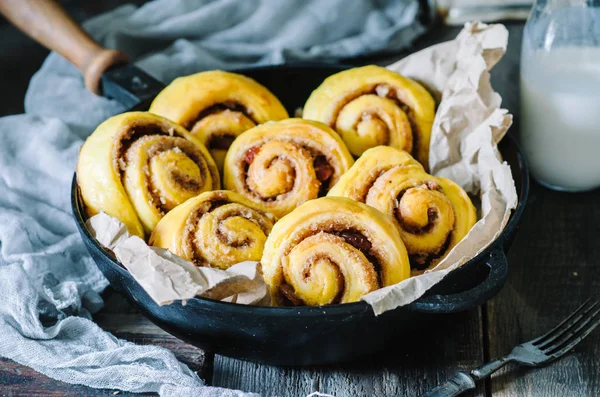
[484,21,600,397]
[212,309,486,397]
[212,357,320,397]
[318,310,486,397]
[487,182,600,396]
[0,357,147,397]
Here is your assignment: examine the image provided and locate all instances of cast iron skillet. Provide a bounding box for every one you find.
[0,0,528,366]
[72,63,529,366]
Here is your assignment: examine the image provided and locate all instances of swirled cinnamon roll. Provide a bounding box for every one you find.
[223,118,354,218]
[149,70,288,171]
[261,197,410,306]
[77,112,219,237]
[150,190,276,270]
[328,146,477,273]
[303,65,435,167]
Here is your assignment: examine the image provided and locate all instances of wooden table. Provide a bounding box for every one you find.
[0,18,598,397]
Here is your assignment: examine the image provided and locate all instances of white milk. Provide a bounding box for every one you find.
[520,46,600,191]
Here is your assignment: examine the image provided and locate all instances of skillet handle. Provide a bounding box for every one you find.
[0,0,128,94]
[412,245,508,313]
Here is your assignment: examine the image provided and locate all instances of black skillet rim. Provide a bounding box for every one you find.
[72,63,529,317]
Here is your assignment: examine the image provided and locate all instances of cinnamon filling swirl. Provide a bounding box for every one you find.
[279,284,305,306]
[373,84,420,151]
[184,197,271,267]
[114,123,177,173]
[278,228,383,306]
[126,137,211,215]
[410,234,452,271]
[393,180,456,270]
[394,181,443,234]
[244,146,261,164]
[242,148,334,200]
[187,102,257,130]
[315,155,334,196]
[334,84,421,155]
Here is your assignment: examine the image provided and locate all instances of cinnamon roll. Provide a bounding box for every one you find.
[149,70,289,171]
[261,197,410,306]
[223,118,354,218]
[328,146,477,273]
[303,65,435,167]
[77,112,219,237]
[150,190,276,270]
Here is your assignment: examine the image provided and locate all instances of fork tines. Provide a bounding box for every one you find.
[531,299,600,358]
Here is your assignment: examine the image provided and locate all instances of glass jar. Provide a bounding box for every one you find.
[520,0,600,192]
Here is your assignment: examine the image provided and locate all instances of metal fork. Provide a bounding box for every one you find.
[422,299,600,397]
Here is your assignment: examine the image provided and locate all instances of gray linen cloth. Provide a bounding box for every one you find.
[0,0,431,395]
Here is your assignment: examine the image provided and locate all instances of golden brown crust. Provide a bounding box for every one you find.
[77,112,219,238]
[150,190,277,269]
[149,70,289,172]
[303,65,435,168]
[223,119,354,218]
[328,146,477,273]
[261,197,410,306]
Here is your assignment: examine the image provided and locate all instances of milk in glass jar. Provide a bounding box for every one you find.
[520,0,600,191]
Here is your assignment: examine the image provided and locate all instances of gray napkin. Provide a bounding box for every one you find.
[0,1,431,395]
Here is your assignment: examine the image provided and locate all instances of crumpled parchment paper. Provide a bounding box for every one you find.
[88,213,270,306]
[362,22,517,314]
[87,22,518,315]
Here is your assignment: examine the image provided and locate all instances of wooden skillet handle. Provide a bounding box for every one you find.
[0,0,129,94]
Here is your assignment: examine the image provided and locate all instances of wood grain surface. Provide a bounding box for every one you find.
[487,182,600,397]
[0,356,145,397]
[212,310,486,397]
[0,9,598,397]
